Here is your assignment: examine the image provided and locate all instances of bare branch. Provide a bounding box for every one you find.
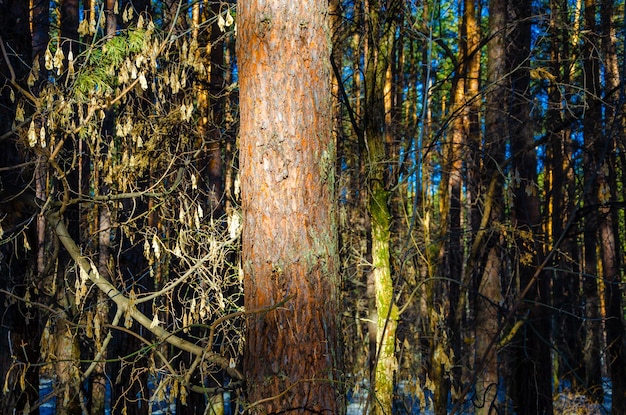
[45,209,244,381]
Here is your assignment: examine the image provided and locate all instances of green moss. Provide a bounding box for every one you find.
[318,135,336,192]
[305,228,337,279]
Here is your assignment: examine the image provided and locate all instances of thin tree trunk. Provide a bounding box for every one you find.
[52,2,82,414]
[581,0,605,402]
[205,0,225,216]
[363,2,400,413]
[461,3,482,392]
[547,0,584,393]
[598,2,626,411]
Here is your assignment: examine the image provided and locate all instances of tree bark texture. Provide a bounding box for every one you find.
[507,1,553,414]
[581,0,606,402]
[238,1,339,413]
[363,1,400,413]
[473,2,506,411]
[547,0,586,395]
[598,2,626,412]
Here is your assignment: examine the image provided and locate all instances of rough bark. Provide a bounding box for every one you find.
[473,2,506,412]
[598,1,626,412]
[32,0,49,78]
[206,0,226,217]
[238,1,339,413]
[363,1,401,413]
[581,0,605,402]
[446,28,464,408]
[60,0,79,62]
[55,22,80,406]
[105,0,117,37]
[475,243,503,415]
[508,1,553,413]
[599,179,626,414]
[547,0,587,396]
[194,1,226,217]
[462,0,482,399]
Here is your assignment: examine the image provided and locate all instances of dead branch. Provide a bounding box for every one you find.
[45,209,244,381]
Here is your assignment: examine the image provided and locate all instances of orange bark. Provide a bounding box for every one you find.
[238,1,339,413]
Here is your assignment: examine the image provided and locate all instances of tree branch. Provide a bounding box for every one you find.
[0,34,39,104]
[45,209,244,380]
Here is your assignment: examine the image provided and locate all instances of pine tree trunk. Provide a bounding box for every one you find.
[238,1,339,413]
[508,1,553,413]
[205,0,225,216]
[547,0,587,395]
[581,0,605,402]
[474,2,506,411]
[598,1,626,411]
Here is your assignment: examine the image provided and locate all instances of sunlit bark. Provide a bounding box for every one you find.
[460,0,482,397]
[362,1,401,413]
[238,1,339,413]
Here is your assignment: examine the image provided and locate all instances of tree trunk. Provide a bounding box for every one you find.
[598,1,626,412]
[508,1,553,413]
[461,4,482,392]
[198,0,226,217]
[105,0,117,38]
[475,243,503,415]
[50,1,82,414]
[599,169,626,414]
[363,1,400,413]
[581,0,605,402]
[547,0,587,396]
[60,0,79,57]
[473,2,507,412]
[446,24,464,407]
[238,1,339,413]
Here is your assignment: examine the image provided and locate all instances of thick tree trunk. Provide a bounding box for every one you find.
[105,0,116,38]
[238,1,339,413]
[461,3,482,390]
[88,8,119,414]
[465,0,481,239]
[51,3,82,414]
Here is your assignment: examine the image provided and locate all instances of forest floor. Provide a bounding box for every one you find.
[347,378,613,414]
[38,376,611,414]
